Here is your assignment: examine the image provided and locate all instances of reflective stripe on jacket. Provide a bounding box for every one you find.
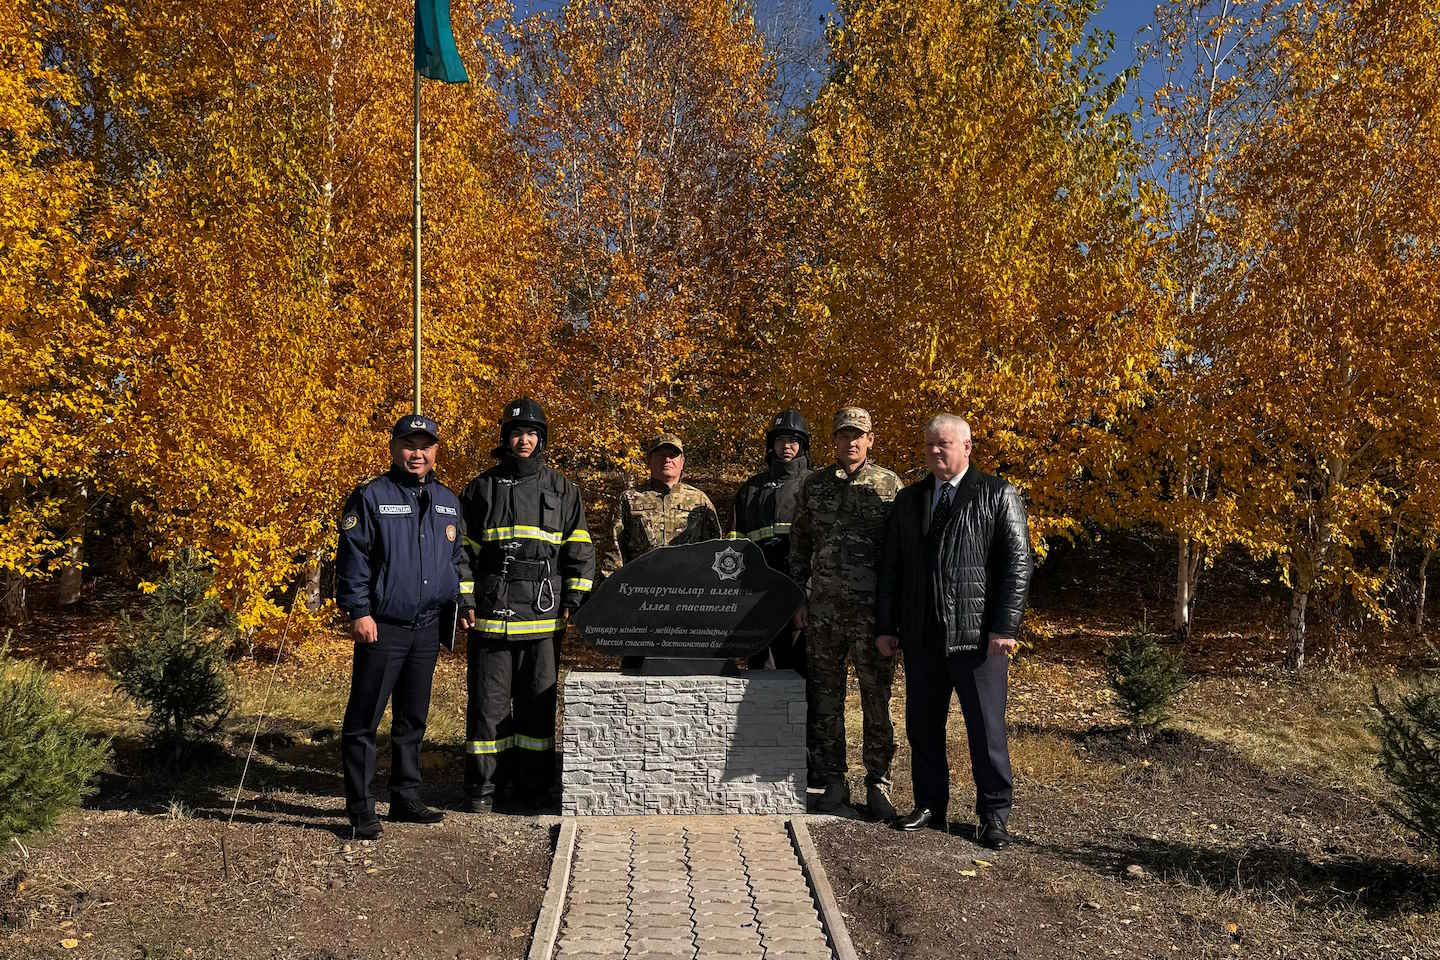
[731,456,808,573]
[459,460,594,639]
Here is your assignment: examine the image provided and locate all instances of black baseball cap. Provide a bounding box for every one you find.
[391,414,440,441]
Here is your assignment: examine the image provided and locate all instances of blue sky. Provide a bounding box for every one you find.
[512,0,1161,111]
[1091,1,1166,113]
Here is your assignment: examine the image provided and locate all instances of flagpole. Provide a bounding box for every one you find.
[412,69,422,415]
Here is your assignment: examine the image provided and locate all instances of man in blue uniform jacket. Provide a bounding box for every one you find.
[336,414,474,839]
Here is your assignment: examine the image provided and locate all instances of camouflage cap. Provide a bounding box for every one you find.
[832,407,873,434]
[644,434,685,456]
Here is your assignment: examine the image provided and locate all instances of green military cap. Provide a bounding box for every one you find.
[645,434,685,456]
[832,407,873,433]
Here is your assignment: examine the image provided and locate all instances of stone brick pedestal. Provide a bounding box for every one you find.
[562,671,807,815]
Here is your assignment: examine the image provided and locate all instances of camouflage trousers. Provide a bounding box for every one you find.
[805,612,896,788]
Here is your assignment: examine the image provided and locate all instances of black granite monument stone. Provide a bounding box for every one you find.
[573,539,805,662]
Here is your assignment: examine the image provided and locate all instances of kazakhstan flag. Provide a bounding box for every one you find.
[415,0,469,83]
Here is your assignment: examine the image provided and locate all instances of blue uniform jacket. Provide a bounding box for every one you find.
[336,467,473,626]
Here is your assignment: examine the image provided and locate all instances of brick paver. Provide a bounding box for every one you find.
[556,819,834,960]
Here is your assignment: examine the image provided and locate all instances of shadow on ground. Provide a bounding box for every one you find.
[1043,831,1440,921]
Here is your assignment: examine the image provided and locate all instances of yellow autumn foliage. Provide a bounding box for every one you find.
[0,2,108,587]
[787,0,1170,550]
[23,0,553,631]
[1203,0,1440,668]
[0,0,1436,665]
[509,0,789,468]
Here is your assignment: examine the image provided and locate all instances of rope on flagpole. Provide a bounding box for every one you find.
[219,584,303,881]
[413,69,423,416]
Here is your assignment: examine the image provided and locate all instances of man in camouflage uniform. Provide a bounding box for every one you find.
[601,434,723,667]
[790,407,902,818]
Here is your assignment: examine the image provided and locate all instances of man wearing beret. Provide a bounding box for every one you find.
[336,414,472,840]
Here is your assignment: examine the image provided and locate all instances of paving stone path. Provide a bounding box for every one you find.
[556,818,835,960]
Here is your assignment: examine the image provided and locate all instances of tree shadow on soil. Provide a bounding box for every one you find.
[1010,721,1361,820]
[90,728,333,801]
[1003,722,1439,920]
[1041,832,1440,920]
[1011,721,1231,765]
[85,719,508,834]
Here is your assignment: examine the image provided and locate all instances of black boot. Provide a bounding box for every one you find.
[388,797,445,824]
[977,815,1010,850]
[460,794,494,814]
[350,811,384,840]
[866,783,897,822]
[812,780,850,813]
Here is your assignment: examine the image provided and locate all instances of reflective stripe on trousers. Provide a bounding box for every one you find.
[464,734,554,754]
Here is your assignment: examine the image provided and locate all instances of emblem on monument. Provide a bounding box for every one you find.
[573,540,804,659]
[711,545,746,582]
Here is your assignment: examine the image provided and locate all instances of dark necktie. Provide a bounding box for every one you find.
[931,482,955,536]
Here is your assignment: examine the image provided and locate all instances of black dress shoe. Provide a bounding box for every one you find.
[977,816,1010,850]
[350,813,383,840]
[388,798,444,824]
[896,807,942,832]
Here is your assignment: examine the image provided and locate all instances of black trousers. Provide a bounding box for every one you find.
[747,624,807,674]
[465,633,558,800]
[341,621,440,818]
[903,636,1012,821]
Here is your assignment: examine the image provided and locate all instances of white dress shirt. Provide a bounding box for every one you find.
[931,466,968,514]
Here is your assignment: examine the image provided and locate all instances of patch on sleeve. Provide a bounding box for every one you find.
[445,524,457,542]
[341,513,358,531]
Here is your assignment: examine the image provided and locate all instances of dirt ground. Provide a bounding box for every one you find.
[0,729,554,960]
[813,727,1439,960]
[809,644,1440,960]
[3,580,1438,959]
[1,588,557,960]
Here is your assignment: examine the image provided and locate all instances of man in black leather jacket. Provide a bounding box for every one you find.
[875,414,1032,848]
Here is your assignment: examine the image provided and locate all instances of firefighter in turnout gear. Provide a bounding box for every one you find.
[732,409,811,671]
[458,398,594,811]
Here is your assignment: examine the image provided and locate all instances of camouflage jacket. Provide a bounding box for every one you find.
[599,479,722,579]
[790,460,902,608]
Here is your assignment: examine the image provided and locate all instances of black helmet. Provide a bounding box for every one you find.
[499,397,548,443]
[764,408,810,452]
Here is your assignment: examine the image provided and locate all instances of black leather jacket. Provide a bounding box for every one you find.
[875,467,1032,654]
